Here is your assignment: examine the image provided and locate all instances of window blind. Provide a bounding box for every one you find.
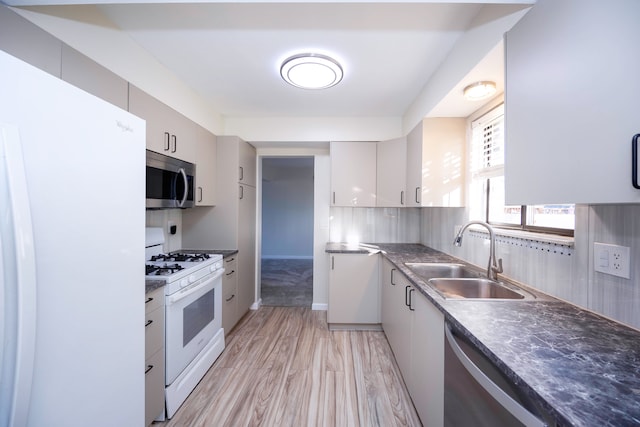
[471,104,504,179]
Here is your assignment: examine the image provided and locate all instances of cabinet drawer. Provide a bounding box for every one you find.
[224,255,238,271]
[145,288,164,313]
[144,349,165,426]
[145,306,164,359]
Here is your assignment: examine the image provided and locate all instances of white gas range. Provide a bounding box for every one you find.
[145,228,225,419]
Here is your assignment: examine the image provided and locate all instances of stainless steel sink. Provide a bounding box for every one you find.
[427,278,531,300]
[405,263,481,280]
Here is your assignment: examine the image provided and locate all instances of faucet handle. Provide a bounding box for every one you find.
[492,258,504,275]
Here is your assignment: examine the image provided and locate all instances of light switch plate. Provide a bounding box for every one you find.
[594,242,630,279]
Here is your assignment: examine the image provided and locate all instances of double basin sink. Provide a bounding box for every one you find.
[406,263,536,300]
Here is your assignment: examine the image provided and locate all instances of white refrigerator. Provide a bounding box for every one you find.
[0,51,146,426]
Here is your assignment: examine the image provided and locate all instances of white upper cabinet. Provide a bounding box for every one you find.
[330,141,377,207]
[0,6,61,78]
[377,137,407,207]
[194,125,216,206]
[61,44,128,110]
[406,118,466,207]
[128,85,197,163]
[505,0,640,205]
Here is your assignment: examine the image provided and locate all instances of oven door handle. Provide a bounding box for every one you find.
[166,269,224,305]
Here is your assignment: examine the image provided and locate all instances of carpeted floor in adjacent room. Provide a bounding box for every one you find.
[261,259,313,307]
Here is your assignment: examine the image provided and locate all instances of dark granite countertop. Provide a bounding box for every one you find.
[327,243,640,426]
[145,279,165,294]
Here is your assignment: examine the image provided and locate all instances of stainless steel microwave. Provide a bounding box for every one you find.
[146,150,195,209]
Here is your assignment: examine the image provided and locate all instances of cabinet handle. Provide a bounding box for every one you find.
[633,134,640,189]
[198,186,203,202]
[226,257,235,263]
[145,297,154,304]
[400,191,404,205]
[225,294,236,302]
[145,319,153,327]
[405,285,415,311]
[171,134,177,153]
[391,268,396,285]
[239,166,244,181]
[239,185,244,200]
[226,270,235,276]
[415,187,420,204]
[331,256,335,270]
[163,132,170,151]
[145,365,154,375]
[409,288,415,311]
[332,191,336,205]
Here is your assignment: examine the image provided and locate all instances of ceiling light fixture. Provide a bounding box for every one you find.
[280,53,343,90]
[463,81,497,101]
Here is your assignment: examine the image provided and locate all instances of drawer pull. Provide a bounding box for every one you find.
[145,297,153,304]
[145,319,153,327]
[225,294,236,302]
[226,270,235,276]
[145,365,154,374]
[226,257,235,263]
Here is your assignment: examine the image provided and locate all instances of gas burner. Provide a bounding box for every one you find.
[150,253,211,263]
[146,263,185,276]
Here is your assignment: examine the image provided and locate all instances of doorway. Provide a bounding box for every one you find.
[260,157,314,306]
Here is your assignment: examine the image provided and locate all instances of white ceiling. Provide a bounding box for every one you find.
[8,1,532,121]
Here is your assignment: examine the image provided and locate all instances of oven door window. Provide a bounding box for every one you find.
[183,288,215,347]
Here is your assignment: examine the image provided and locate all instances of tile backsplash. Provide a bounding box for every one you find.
[421,204,640,330]
[329,207,421,244]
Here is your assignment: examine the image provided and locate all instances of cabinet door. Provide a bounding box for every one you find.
[406,118,465,207]
[238,185,256,316]
[405,123,423,207]
[0,7,62,77]
[195,125,216,206]
[377,137,407,207]
[128,85,196,162]
[410,291,444,427]
[222,256,239,335]
[391,270,413,379]
[61,44,128,110]
[330,141,377,207]
[505,0,640,204]
[328,253,379,324]
[238,139,256,186]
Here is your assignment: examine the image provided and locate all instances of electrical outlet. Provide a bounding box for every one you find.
[594,242,630,279]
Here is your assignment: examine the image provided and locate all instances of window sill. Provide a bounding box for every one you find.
[467,225,575,248]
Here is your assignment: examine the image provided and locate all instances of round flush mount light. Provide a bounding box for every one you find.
[280,53,343,90]
[463,81,497,101]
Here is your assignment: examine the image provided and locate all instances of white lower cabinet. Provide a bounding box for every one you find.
[144,287,165,426]
[328,253,380,327]
[222,255,239,335]
[381,258,444,426]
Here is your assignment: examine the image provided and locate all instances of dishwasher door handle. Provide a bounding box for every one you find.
[444,324,546,427]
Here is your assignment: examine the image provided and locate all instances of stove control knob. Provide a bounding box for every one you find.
[189,275,197,284]
[180,278,189,288]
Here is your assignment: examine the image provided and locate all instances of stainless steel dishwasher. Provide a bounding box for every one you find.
[444,323,553,427]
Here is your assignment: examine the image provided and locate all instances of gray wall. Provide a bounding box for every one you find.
[261,157,314,258]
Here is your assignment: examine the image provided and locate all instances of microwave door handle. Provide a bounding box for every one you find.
[177,167,188,207]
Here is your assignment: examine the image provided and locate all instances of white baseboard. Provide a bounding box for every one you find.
[261,255,313,260]
[311,303,327,311]
[250,298,262,310]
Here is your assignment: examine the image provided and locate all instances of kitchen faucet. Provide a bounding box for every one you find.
[453,221,503,281]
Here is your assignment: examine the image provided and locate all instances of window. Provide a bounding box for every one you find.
[470,104,574,236]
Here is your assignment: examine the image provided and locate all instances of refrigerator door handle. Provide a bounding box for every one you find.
[0,124,38,427]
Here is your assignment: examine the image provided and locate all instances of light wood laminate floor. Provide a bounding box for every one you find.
[161,307,421,426]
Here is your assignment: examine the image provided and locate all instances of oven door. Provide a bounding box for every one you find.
[165,269,223,385]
